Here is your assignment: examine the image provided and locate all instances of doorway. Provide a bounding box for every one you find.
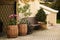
[0,1,16,33]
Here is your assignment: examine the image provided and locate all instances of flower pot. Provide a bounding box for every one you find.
[40,23,47,29]
[18,24,27,36]
[38,22,47,29]
[7,25,18,38]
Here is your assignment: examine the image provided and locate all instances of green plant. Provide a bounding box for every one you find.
[51,0,60,19]
[8,14,17,25]
[35,8,46,23]
[18,4,31,17]
[17,3,31,24]
[19,18,28,24]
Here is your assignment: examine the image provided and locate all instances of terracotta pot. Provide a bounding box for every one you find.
[7,25,18,38]
[18,24,27,36]
[40,23,47,29]
[38,22,47,29]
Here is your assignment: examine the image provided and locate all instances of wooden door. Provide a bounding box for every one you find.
[0,1,16,33]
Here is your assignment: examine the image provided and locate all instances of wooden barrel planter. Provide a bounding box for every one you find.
[38,22,47,29]
[18,24,27,36]
[7,25,18,38]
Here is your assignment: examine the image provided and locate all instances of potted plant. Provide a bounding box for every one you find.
[18,4,31,35]
[6,14,18,38]
[18,18,28,36]
[35,8,47,29]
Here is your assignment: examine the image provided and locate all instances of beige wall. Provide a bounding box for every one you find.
[16,0,40,24]
[16,0,58,27]
[47,12,57,26]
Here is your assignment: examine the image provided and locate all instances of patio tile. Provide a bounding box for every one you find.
[0,25,60,40]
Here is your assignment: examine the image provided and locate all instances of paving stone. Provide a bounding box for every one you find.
[0,24,60,40]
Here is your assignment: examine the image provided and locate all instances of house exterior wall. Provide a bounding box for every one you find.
[16,0,40,24]
[17,0,58,28]
[47,12,57,27]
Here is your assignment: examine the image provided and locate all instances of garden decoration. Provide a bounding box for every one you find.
[17,3,32,35]
[35,8,47,29]
[7,14,18,38]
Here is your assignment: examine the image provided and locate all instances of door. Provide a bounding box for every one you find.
[0,1,16,33]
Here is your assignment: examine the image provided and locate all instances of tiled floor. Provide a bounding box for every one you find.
[0,24,60,40]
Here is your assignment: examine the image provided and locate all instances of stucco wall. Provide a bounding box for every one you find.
[17,0,58,27]
[16,0,40,23]
[47,12,57,26]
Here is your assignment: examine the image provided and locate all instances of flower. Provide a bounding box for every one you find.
[9,14,17,18]
[8,14,17,25]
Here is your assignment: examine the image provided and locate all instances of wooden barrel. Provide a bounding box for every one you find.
[7,25,18,38]
[18,24,27,36]
[39,22,47,29]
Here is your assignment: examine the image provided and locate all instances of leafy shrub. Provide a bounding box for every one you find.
[19,18,28,24]
[51,0,60,19]
[18,4,31,24]
[35,8,46,22]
